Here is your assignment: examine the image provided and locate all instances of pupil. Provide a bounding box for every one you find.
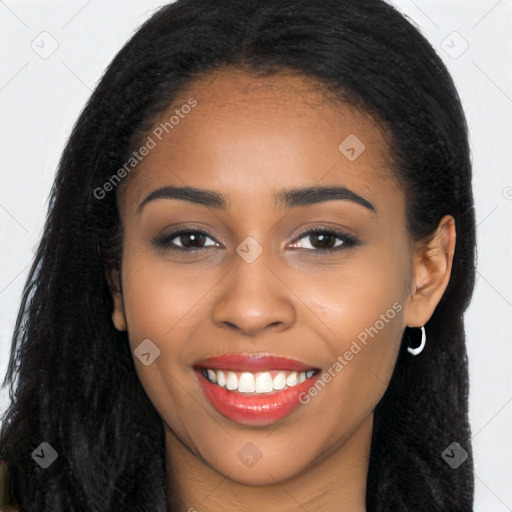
[178,233,337,249]
[182,233,205,248]
[312,233,334,249]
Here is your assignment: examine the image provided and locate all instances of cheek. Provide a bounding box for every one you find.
[120,250,214,344]
[118,252,209,437]
[296,246,408,344]
[291,248,408,422]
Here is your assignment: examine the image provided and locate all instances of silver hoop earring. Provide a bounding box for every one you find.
[406,326,426,356]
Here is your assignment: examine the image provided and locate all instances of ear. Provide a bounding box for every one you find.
[404,214,456,327]
[105,267,127,332]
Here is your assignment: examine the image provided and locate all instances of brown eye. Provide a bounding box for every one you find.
[290,228,359,253]
[153,229,218,251]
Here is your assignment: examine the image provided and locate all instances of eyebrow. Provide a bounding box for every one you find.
[137,185,376,214]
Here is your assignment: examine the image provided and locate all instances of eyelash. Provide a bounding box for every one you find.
[152,226,359,254]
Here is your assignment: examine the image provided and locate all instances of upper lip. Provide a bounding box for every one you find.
[193,353,319,372]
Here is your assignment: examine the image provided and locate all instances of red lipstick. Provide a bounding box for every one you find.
[193,353,320,426]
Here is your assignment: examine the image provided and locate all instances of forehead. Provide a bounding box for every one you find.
[120,69,400,214]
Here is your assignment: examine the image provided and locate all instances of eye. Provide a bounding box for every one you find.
[289,227,359,253]
[152,226,359,254]
[152,228,219,252]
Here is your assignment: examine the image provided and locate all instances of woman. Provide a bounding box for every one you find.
[0,0,476,510]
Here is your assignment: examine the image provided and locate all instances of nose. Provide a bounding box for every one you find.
[211,250,296,338]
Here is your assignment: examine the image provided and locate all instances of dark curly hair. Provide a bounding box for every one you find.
[0,0,476,510]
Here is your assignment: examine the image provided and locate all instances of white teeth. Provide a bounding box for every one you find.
[255,373,274,393]
[286,372,298,387]
[203,369,316,394]
[273,373,286,390]
[216,370,226,387]
[238,372,255,393]
[226,371,238,391]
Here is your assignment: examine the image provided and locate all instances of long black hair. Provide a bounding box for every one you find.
[0,1,476,510]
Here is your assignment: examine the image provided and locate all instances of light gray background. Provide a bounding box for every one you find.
[1,1,511,509]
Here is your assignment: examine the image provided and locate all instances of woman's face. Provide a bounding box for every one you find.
[113,69,422,485]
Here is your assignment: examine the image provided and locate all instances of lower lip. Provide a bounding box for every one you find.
[195,370,319,426]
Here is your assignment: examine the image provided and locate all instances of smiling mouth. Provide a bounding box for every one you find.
[193,353,321,425]
[197,367,319,394]
[193,352,321,395]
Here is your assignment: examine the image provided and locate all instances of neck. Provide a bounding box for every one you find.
[164,414,372,512]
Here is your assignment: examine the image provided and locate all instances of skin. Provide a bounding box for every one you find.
[108,69,456,512]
